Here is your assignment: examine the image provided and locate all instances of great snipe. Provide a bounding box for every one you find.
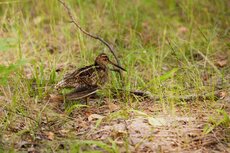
[55,53,126,93]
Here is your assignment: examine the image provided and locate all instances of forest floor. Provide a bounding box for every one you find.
[0,0,229,152]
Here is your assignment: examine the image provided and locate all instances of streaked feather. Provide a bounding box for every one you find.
[55,64,108,90]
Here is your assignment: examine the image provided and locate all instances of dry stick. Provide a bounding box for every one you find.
[57,0,122,77]
[112,88,222,102]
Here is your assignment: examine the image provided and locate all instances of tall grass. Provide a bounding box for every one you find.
[0,0,229,151]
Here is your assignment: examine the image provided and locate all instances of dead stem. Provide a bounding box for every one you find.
[111,88,223,102]
[57,0,122,79]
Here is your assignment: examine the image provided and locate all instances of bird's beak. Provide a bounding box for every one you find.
[108,60,126,71]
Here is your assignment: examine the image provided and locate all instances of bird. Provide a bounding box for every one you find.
[55,53,126,93]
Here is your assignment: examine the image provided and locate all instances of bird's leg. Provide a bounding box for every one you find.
[90,92,99,99]
[85,96,89,105]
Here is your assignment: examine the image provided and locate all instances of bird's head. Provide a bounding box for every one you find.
[95,53,126,71]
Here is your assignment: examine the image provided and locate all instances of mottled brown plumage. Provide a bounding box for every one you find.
[55,53,126,91]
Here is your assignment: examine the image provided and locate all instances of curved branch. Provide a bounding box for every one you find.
[57,0,121,69]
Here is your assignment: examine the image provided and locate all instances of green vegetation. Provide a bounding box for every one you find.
[0,0,229,152]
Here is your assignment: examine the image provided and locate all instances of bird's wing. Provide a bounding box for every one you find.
[78,65,101,86]
[62,65,94,80]
[55,65,100,89]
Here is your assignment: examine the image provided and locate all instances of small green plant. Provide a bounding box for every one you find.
[65,103,88,115]
[0,60,25,85]
[0,38,17,52]
[203,109,230,134]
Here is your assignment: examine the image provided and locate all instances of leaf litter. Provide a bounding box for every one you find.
[1,93,229,152]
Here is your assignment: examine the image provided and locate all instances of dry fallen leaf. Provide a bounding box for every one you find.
[147,107,155,112]
[33,16,43,25]
[148,117,168,127]
[215,59,228,67]
[0,96,9,102]
[107,101,120,112]
[48,94,63,102]
[44,131,54,141]
[218,91,227,99]
[59,129,69,135]
[88,114,104,122]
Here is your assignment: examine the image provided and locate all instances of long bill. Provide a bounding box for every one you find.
[108,60,126,71]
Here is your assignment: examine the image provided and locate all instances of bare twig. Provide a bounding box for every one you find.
[110,88,157,100]
[111,88,223,102]
[57,0,122,76]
